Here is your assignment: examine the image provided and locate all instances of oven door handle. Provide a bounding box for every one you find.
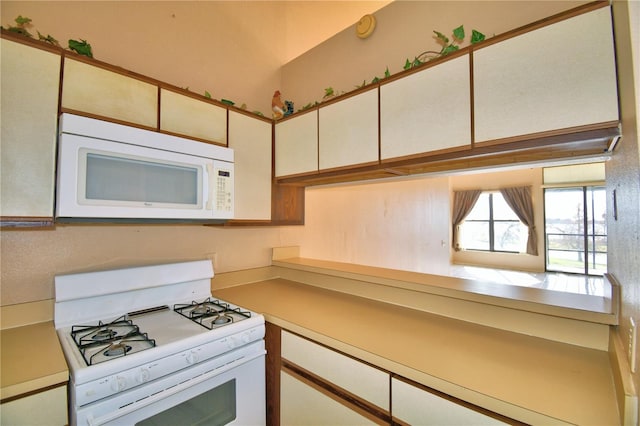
[86,350,265,426]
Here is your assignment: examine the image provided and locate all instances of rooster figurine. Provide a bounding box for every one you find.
[272,90,285,120]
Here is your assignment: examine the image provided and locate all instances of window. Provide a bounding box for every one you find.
[544,186,607,275]
[460,192,528,253]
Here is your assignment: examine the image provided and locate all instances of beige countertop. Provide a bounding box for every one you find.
[214,278,620,425]
[0,321,68,401]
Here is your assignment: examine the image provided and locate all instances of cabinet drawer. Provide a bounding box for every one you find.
[62,58,158,128]
[281,331,389,410]
[392,377,507,425]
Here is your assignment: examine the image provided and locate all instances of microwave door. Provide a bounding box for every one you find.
[56,134,222,220]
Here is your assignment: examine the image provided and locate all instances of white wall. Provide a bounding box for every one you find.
[301,176,451,275]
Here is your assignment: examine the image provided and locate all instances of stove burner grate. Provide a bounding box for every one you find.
[70,316,157,365]
[174,298,251,330]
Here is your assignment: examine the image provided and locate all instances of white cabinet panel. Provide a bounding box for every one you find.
[392,378,506,425]
[160,89,227,144]
[275,110,318,177]
[281,331,389,410]
[1,386,67,426]
[62,58,157,128]
[281,370,379,426]
[473,7,618,143]
[1,39,60,219]
[319,89,379,170]
[381,55,471,160]
[228,111,272,220]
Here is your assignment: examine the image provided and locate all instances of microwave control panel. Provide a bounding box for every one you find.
[214,167,233,213]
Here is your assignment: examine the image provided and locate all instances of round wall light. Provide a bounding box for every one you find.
[356,14,376,39]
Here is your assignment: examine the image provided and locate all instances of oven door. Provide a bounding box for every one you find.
[75,342,265,426]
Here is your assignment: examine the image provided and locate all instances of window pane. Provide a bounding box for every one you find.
[461,221,489,250]
[465,193,489,220]
[492,194,520,220]
[494,221,527,252]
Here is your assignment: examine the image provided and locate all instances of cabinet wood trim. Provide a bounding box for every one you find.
[282,361,391,425]
[0,217,55,228]
[265,322,281,426]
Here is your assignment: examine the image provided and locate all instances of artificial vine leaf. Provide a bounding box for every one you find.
[68,39,93,58]
[412,57,423,67]
[433,30,449,44]
[204,91,212,99]
[403,59,412,70]
[15,15,32,26]
[441,44,459,56]
[371,76,380,84]
[471,29,486,44]
[7,26,32,37]
[323,87,334,98]
[384,67,390,78]
[452,25,465,41]
[38,31,60,46]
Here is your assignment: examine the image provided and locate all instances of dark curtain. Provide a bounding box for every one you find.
[451,190,481,251]
[500,186,538,255]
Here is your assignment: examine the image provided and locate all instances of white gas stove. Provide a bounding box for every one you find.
[54,260,265,426]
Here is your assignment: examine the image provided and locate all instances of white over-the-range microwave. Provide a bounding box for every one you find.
[56,113,234,223]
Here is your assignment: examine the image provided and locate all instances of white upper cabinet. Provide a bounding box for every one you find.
[1,39,61,222]
[160,89,227,144]
[473,6,619,143]
[381,54,471,160]
[62,58,158,128]
[275,110,318,177]
[319,89,379,170]
[228,111,272,221]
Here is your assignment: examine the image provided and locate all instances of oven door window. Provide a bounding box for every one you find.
[136,379,236,426]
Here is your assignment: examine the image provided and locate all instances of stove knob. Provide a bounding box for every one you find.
[136,368,150,384]
[110,376,127,392]
[186,350,199,365]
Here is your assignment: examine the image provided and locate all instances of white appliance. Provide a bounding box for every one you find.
[56,114,234,222]
[54,260,265,426]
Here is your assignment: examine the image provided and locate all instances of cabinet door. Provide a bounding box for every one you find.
[381,54,471,160]
[275,110,318,177]
[1,39,60,222]
[281,331,389,411]
[392,378,507,425]
[319,89,379,170]
[281,370,381,426]
[473,6,618,143]
[160,89,227,144]
[228,111,272,220]
[61,58,157,128]
[1,385,67,426]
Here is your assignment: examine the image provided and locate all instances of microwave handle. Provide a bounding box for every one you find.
[205,163,214,211]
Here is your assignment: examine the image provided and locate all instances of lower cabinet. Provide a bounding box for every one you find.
[0,385,67,426]
[391,377,508,426]
[269,325,517,426]
[281,369,382,425]
[280,330,390,425]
